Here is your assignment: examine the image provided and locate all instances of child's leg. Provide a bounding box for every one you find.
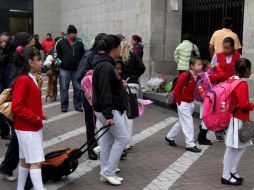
[30,163,44,190]
[178,102,195,148]
[17,159,30,190]
[166,120,181,140]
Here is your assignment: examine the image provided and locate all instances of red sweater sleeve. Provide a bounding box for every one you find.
[173,72,187,104]
[12,77,40,123]
[209,66,226,83]
[234,82,254,111]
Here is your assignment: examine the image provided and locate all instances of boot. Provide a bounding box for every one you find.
[197,125,212,145]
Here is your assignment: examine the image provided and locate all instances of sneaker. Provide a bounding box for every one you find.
[186,146,202,153]
[216,136,224,142]
[88,150,98,160]
[75,107,84,112]
[115,168,121,173]
[5,174,17,182]
[0,171,17,182]
[100,173,121,185]
[61,109,68,113]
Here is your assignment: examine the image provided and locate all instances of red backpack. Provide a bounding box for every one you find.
[202,78,244,131]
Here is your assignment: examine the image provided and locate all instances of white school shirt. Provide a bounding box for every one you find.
[28,73,39,87]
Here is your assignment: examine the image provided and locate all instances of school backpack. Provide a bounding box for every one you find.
[202,79,244,132]
[166,71,191,107]
[81,70,94,106]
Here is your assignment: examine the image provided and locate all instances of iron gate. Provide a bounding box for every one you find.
[182,0,245,59]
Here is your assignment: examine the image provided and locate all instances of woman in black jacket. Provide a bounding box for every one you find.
[120,39,146,148]
[76,33,106,160]
[92,34,129,186]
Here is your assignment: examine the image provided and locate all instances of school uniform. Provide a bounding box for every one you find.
[223,76,254,180]
[166,71,197,148]
[12,73,44,164]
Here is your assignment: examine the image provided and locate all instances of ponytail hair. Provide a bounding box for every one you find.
[132,35,142,43]
[97,34,121,53]
[235,58,252,78]
[12,46,41,83]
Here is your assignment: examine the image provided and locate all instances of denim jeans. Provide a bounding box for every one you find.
[59,68,82,110]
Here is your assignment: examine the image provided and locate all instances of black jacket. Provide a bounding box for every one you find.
[76,50,96,83]
[54,37,86,71]
[92,54,126,119]
[121,52,146,84]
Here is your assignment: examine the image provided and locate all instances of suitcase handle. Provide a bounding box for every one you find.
[77,125,111,155]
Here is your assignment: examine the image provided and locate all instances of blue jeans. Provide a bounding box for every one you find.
[59,68,82,110]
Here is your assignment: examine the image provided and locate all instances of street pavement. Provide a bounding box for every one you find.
[1,76,254,190]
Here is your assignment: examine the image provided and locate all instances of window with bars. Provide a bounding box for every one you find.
[182,0,245,59]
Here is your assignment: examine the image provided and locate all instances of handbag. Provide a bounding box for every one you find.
[0,89,13,121]
[125,86,139,119]
[239,121,254,143]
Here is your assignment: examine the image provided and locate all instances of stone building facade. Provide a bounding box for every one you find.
[32,0,253,83]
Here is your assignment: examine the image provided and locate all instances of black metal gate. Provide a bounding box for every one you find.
[182,0,245,59]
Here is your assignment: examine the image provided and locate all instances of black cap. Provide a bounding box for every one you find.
[67,25,77,34]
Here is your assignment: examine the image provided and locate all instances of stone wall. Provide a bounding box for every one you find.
[34,0,61,39]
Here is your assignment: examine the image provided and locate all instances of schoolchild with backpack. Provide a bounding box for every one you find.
[220,58,254,186]
[195,60,225,145]
[211,37,241,141]
[165,57,203,153]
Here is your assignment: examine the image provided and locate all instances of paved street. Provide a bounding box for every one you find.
[1,77,254,190]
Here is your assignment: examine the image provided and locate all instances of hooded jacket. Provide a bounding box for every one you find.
[54,37,86,71]
[121,52,146,84]
[92,54,126,119]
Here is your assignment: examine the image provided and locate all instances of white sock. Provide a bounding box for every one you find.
[30,169,44,190]
[222,147,233,180]
[230,148,246,178]
[17,166,29,190]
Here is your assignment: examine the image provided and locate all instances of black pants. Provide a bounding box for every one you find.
[0,122,19,175]
[82,95,97,153]
[0,116,10,138]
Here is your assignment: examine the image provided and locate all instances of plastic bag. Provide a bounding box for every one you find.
[147,77,164,91]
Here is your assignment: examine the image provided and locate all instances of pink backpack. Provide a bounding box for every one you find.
[81,70,94,106]
[202,79,244,132]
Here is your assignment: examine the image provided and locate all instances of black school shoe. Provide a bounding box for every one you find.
[186,146,202,153]
[165,137,177,147]
[88,150,98,160]
[231,172,243,183]
[221,177,241,186]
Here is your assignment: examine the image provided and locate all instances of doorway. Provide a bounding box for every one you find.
[9,10,33,34]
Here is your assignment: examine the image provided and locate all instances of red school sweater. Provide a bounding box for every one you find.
[217,52,240,79]
[12,75,43,131]
[173,71,197,104]
[229,78,254,121]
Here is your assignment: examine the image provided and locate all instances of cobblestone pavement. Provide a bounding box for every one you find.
[1,77,254,190]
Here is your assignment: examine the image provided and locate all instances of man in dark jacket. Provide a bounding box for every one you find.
[55,25,86,112]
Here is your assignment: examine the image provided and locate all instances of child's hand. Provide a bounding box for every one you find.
[42,109,48,120]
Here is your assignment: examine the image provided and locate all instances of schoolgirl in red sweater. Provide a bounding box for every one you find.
[211,37,241,79]
[11,47,47,190]
[166,57,203,153]
[222,58,254,186]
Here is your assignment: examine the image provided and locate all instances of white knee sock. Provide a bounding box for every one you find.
[17,166,30,190]
[30,169,44,190]
[223,147,235,180]
[231,148,246,177]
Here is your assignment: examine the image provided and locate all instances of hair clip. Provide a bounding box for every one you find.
[16,46,23,55]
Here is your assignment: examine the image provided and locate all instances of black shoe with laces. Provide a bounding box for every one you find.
[165,137,177,147]
[186,146,202,153]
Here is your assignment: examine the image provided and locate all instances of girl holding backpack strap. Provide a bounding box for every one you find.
[221,58,254,186]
